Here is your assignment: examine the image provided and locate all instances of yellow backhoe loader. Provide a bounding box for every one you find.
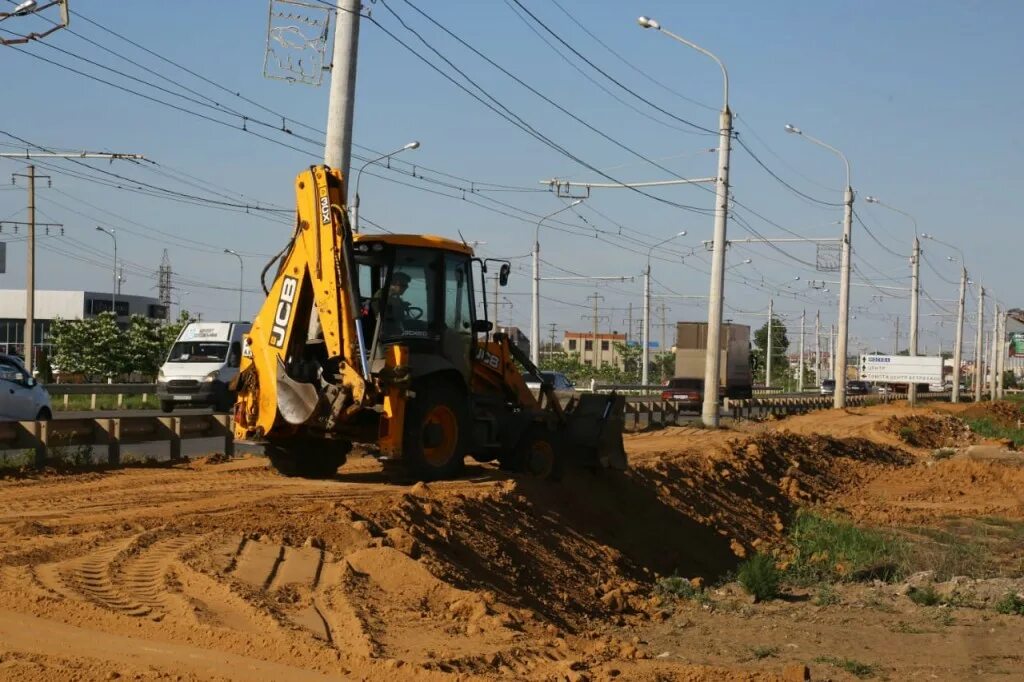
[232,165,626,480]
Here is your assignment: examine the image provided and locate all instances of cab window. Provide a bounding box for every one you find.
[378,248,440,341]
[444,254,474,333]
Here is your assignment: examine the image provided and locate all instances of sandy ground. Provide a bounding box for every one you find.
[1,401,1022,680]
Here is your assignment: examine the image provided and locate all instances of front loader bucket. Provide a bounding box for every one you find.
[562,393,627,471]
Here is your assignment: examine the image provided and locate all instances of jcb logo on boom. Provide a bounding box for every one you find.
[319,195,331,225]
[269,276,298,348]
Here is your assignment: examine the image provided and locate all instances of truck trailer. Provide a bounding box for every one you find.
[673,322,753,400]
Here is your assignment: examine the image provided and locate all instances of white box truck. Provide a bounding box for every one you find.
[673,322,753,400]
[157,322,251,412]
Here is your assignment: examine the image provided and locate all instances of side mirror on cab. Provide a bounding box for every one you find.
[499,263,511,287]
[472,319,493,334]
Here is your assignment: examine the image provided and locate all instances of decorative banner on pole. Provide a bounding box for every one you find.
[263,0,332,86]
[0,241,5,274]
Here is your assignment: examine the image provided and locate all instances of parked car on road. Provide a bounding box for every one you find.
[846,380,871,395]
[0,354,52,421]
[525,371,576,405]
[661,377,703,409]
[820,379,836,395]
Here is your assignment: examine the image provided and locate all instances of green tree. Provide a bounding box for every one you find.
[652,351,675,384]
[752,316,790,386]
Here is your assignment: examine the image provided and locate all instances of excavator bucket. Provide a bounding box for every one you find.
[561,393,628,470]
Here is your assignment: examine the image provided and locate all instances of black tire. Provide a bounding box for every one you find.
[160,401,175,413]
[507,424,564,481]
[402,380,468,481]
[36,407,52,421]
[265,439,351,478]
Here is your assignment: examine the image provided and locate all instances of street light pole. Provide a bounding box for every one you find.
[786,124,853,408]
[864,196,920,405]
[990,303,999,401]
[975,286,984,402]
[95,226,117,314]
[352,141,419,233]
[953,267,966,402]
[224,249,244,320]
[766,298,774,389]
[643,231,687,386]
[638,16,731,427]
[531,199,582,367]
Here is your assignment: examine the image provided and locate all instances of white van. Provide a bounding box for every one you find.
[0,354,52,421]
[157,322,251,412]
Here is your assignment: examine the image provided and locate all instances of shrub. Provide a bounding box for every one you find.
[814,656,877,679]
[814,583,841,606]
[655,575,697,600]
[995,592,1024,615]
[737,554,780,602]
[907,585,941,606]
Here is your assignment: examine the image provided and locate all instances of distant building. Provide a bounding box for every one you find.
[562,330,627,369]
[0,289,166,360]
[496,325,530,359]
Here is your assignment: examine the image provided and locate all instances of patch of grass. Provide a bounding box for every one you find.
[814,656,877,679]
[747,645,780,660]
[655,575,712,604]
[889,620,928,634]
[737,554,781,602]
[0,449,34,470]
[898,425,917,444]
[964,416,1024,447]
[994,592,1024,616]
[814,583,841,606]
[53,393,154,412]
[907,585,941,606]
[932,609,956,627]
[932,447,957,460]
[786,511,907,585]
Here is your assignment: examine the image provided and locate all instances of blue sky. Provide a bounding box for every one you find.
[1,0,1021,356]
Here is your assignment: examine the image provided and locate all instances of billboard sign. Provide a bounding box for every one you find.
[859,354,943,384]
[1009,332,1024,357]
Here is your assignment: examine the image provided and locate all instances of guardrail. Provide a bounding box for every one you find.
[0,413,233,467]
[723,391,957,420]
[586,381,789,397]
[45,383,157,410]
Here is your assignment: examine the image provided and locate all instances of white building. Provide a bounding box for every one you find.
[0,289,166,360]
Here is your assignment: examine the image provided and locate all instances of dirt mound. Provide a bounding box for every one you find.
[883,414,973,449]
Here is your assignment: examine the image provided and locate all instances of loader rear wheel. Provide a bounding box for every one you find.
[509,425,564,481]
[265,439,350,478]
[403,381,467,481]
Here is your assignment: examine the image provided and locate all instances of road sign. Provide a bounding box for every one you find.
[859,354,943,384]
[1009,332,1024,357]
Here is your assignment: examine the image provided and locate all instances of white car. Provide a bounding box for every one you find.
[0,354,52,421]
[525,371,576,405]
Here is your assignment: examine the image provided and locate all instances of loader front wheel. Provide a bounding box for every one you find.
[509,425,564,481]
[403,381,467,481]
[265,439,350,478]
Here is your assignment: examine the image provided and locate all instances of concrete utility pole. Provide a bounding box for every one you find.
[815,310,821,386]
[324,0,361,191]
[583,292,607,368]
[532,200,582,366]
[909,237,920,405]
[952,267,967,403]
[990,303,999,401]
[786,125,853,407]
[974,286,985,400]
[637,16,732,427]
[95,226,117,313]
[3,151,143,374]
[830,324,836,380]
[766,298,774,388]
[659,301,669,355]
[799,309,806,392]
[643,231,686,387]
[223,249,244,320]
[623,304,633,345]
[894,316,900,354]
[547,323,558,362]
[997,312,1006,399]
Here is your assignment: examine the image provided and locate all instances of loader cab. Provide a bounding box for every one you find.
[353,235,479,381]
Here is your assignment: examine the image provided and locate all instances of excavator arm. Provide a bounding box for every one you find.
[235,166,369,440]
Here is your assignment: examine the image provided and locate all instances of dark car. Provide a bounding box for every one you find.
[846,380,871,395]
[662,378,703,408]
[820,379,836,395]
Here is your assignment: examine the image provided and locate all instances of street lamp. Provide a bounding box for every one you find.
[224,249,244,320]
[352,141,419,232]
[95,226,117,315]
[921,233,969,403]
[864,195,922,405]
[643,230,687,386]
[638,16,731,427]
[531,199,583,366]
[785,123,853,408]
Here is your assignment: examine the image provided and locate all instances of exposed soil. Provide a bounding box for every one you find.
[1,401,1022,680]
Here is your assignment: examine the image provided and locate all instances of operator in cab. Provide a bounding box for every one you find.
[373,270,411,338]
